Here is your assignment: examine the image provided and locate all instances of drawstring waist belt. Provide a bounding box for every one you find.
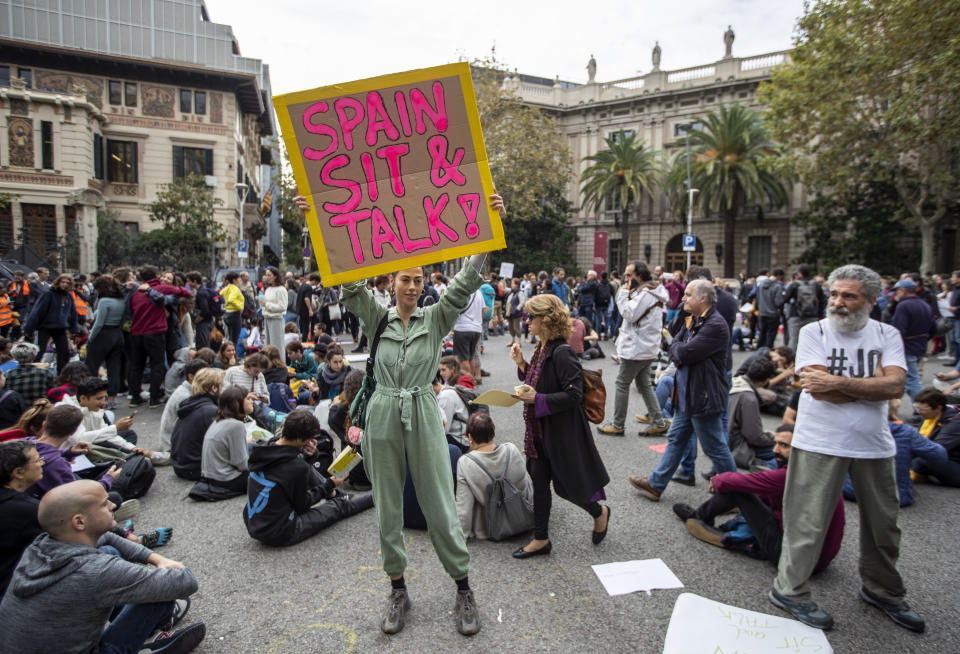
[374,384,433,431]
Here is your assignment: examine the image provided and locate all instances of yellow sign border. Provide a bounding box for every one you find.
[273,62,504,285]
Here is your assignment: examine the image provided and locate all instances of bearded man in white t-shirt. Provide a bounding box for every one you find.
[769,264,925,634]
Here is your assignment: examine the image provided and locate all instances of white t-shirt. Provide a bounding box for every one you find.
[453,290,485,333]
[436,387,469,447]
[793,318,906,458]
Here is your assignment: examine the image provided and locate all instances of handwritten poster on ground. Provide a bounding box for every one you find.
[274,63,505,285]
[662,593,832,654]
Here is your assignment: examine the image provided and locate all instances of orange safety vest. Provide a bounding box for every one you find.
[0,294,12,326]
[8,280,27,297]
[71,291,88,318]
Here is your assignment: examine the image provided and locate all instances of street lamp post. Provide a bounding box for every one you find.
[235,182,250,265]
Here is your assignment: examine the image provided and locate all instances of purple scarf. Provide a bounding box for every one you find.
[522,342,548,458]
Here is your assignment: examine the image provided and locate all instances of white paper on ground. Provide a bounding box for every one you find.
[70,454,95,473]
[662,593,833,654]
[591,558,684,596]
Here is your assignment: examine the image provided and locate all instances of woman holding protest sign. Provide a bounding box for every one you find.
[294,191,505,638]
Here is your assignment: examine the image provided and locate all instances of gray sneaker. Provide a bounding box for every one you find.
[455,589,480,635]
[381,588,411,635]
[768,589,834,630]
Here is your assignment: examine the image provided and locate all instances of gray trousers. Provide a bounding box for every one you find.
[774,448,905,604]
[613,358,662,428]
[263,316,286,364]
[787,316,817,352]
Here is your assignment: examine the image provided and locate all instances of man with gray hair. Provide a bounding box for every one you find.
[629,278,738,499]
[769,264,924,634]
[4,342,52,404]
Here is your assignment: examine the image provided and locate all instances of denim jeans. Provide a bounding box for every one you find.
[678,370,732,476]
[99,601,175,654]
[656,376,674,419]
[608,302,621,338]
[649,409,737,492]
[951,318,960,362]
[613,358,662,428]
[904,354,922,400]
[579,305,595,331]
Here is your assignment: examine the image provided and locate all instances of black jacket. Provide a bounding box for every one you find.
[930,405,960,464]
[527,340,609,505]
[170,394,218,480]
[263,367,290,385]
[670,307,730,416]
[0,488,41,596]
[669,285,736,371]
[243,443,335,546]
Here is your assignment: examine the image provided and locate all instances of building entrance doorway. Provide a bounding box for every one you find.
[664,233,703,272]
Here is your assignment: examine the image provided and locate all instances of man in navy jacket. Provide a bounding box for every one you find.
[890,278,935,401]
[629,280,738,500]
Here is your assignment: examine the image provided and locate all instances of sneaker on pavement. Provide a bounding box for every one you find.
[139,527,173,549]
[114,499,140,522]
[768,589,834,630]
[859,586,925,633]
[154,598,190,634]
[685,519,725,548]
[151,451,172,466]
[671,473,696,487]
[597,424,625,436]
[640,422,669,436]
[149,398,165,409]
[635,413,651,423]
[628,475,660,501]
[381,588,411,635]
[455,589,480,636]
[129,396,146,408]
[672,503,696,521]
[144,622,206,653]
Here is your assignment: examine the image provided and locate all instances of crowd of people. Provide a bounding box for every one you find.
[0,236,955,649]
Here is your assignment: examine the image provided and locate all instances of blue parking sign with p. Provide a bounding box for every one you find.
[238,239,249,258]
[682,234,696,252]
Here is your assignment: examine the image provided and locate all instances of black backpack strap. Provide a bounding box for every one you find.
[366,312,390,377]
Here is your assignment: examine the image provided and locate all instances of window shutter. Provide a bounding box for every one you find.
[131,142,139,184]
[173,145,184,179]
[204,148,213,176]
[93,134,103,180]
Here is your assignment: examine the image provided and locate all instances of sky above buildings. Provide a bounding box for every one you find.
[205,0,806,96]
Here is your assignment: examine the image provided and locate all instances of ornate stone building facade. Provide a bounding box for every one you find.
[0,0,277,273]
[507,29,805,278]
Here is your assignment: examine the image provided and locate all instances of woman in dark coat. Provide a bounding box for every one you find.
[23,274,80,374]
[510,293,610,558]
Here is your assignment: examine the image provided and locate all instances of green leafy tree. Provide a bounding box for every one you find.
[499,184,579,276]
[793,179,919,275]
[759,0,960,273]
[580,130,662,263]
[666,104,789,276]
[145,174,225,272]
[96,209,138,270]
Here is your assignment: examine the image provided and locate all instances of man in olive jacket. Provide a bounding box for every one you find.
[629,280,738,500]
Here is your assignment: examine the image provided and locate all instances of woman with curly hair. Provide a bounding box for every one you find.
[510,293,610,559]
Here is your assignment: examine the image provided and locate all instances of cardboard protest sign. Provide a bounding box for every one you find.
[274,63,504,285]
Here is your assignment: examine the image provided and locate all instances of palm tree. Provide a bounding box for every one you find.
[580,131,661,267]
[667,104,790,276]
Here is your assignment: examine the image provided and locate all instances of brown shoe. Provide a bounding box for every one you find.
[597,424,625,436]
[686,519,725,548]
[628,475,660,501]
[640,422,669,436]
[635,414,651,423]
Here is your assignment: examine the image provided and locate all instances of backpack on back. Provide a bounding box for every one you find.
[596,281,612,309]
[464,447,534,541]
[796,280,819,318]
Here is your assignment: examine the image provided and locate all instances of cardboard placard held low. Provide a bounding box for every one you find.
[274,63,505,285]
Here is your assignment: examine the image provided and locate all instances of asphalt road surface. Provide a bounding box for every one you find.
[124,334,960,654]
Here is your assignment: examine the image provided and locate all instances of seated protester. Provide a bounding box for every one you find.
[283,321,300,348]
[312,322,334,348]
[261,345,290,385]
[0,480,205,654]
[0,440,44,596]
[170,368,224,481]
[327,370,370,489]
[221,352,269,403]
[579,317,604,360]
[286,341,319,380]
[12,399,53,441]
[566,316,587,357]
[243,411,374,547]
[728,358,779,470]
[156,359,210,467]
[6,342,53,404]
[457,360,477,389]
[0,368,26,429]
[316,345,353,401]
[163,347,193,397]
[26,404,122,500]
[214,341,237,370]
[844,398,948,506]
[433,372,470,452]
[243,319,264,356]
[46,361,89,403]
[455,413,532,540]
[673,425,845,570]
[193,347,217,367]
[909,388,960,487]
[781,387,802,425]
[439,355,466,387]
[70,377,143,459]
[197,387,254,497]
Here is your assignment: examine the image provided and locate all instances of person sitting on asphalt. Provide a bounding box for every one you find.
[434,372,471,452]
[198,387,254,496]
[156,359,210,467]
[842,397,948,506]
[316,345,354,401]
[243,411,374,547]
[0,479,205,654]
[672,424,845,570]
[5,342,52,405]
[68,377,144,459]
[908,388,960,487]
[455,413,532,540]
[221,352,269,404]
[170,368,224,481]
[0,440,44,597]
[728,357,779,470]
[286,341,319,380]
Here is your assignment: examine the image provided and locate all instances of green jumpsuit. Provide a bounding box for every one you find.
[341,262,483,580]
